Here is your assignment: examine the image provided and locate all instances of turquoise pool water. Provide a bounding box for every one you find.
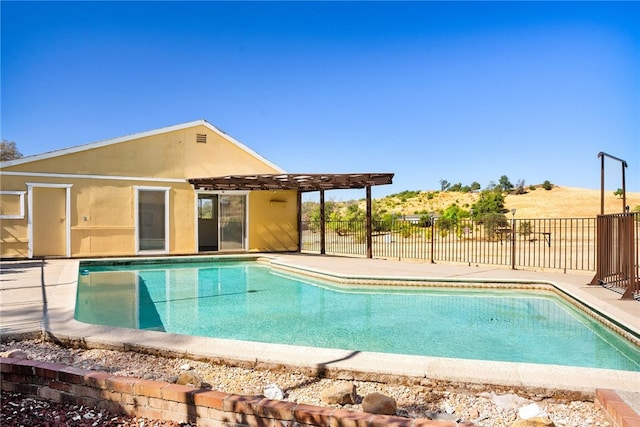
[76,260,640,371]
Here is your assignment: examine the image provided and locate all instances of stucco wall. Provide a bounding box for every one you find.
[0,123,297,259]
[2,125,283,179]
[248,190,299,252]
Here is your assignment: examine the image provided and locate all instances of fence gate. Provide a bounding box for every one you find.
[591,212,639,299]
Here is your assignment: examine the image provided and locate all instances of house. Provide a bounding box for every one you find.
[0,120,392,259]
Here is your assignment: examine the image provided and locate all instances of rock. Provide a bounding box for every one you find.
[511,417,555,427]
[176,371,203,388]
[519,402,548,419]
[263,383,284,400]
[179,363,191,370]
[0,349,29,359]
[59,355,75,365]
[469,408,480,419]
[320,383,356,405]
[362,392,397,415]
[491,392,532,410]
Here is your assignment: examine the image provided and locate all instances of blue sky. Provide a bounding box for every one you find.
[2,1,639,199]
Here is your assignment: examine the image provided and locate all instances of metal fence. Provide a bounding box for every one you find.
[591,212,639,299]
[300,217,622,273]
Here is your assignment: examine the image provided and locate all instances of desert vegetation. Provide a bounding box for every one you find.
[302,175,640,230]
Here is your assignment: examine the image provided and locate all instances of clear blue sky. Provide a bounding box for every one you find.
[2,1,639,199]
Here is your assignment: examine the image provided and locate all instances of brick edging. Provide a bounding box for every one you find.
[596,389,640,427]
[1,358,474,427]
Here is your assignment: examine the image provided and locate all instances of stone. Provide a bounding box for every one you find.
[320,383,356,405]
[491,392,532,410]
[511,417,555,427]
[0,349,29,359]
[519,402,547,419]
[263,383,284,400]
[176,370,203,388]
[362,392,397,415]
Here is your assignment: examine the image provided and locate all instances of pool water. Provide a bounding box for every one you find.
[76,260,640,371]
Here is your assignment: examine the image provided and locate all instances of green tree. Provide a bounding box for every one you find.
[470,181,481,192]
[0,139,22,161]
[449,182,462,192]
[439,179,451,191]
[482,212,509,237]
[498,175,513,192]
[542,180,553,190]
[471,188,506,219]
[343,203,365,221]
[614,188,624,198]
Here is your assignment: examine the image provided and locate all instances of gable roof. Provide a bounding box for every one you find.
[0,120,286,173]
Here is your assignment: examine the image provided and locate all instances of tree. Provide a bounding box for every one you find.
[514,179,526,194]
[449,182,462,192]
[614,188,624,198]
[438,204,466,230]
[439,179,451,191]
[471,188,506,219]
[0,139,23,161]
[541,180,553,191]
[498,175,513,192]
[470,181,481,192]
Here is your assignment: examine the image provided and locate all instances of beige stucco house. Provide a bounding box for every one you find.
[0,120,302,258]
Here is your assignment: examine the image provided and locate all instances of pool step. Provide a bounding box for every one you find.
[596,389,640,427]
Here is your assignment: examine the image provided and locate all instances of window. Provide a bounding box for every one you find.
[198,198,214,219]
[0,191,26,219]
[196,133,207,143]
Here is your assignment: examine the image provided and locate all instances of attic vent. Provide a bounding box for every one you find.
[196,133,207,143]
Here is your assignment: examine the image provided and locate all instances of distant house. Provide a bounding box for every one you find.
[0,120,392,259]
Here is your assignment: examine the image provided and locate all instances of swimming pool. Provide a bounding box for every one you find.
[76,258,640,372]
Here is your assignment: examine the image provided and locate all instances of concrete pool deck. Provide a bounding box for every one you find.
[1,254,639,400]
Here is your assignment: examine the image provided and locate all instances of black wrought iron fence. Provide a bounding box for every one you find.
[301,217,611,272]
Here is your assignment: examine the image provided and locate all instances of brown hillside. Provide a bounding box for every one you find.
[367,186,640,219]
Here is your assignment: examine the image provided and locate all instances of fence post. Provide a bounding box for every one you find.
[511,218,516,270]
[430,215,436,264]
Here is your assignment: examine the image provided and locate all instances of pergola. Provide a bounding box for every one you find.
[188,173,394,258]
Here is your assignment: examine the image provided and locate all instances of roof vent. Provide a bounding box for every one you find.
[196,133,207,143]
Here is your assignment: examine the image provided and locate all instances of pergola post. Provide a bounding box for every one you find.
[366,185,372,258]
[296,190,302,252]
[320,190,326,255]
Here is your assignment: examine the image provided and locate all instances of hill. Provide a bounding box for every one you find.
[361,186,640,219]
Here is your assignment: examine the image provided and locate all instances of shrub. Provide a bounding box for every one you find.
[480,212,509,238]
[518,221,533,238]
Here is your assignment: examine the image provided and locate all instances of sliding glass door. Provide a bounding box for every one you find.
[197,193,247,252]
[219,194,246,251]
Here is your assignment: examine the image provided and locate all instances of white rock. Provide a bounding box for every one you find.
[491,392,532,410]
[179,363,191,370]
[519,402,548,419]
[264,383,284,400]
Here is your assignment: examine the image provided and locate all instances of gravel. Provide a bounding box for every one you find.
[0,338,611,427]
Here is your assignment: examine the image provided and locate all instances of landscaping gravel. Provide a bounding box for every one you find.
[0,338,611,426]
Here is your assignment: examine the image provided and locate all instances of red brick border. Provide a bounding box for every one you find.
[596,389,640,427]
[1,357,474,427]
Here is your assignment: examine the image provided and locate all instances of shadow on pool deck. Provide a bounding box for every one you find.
[1,254,639,402]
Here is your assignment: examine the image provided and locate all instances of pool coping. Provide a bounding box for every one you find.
[2,254,639,395]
